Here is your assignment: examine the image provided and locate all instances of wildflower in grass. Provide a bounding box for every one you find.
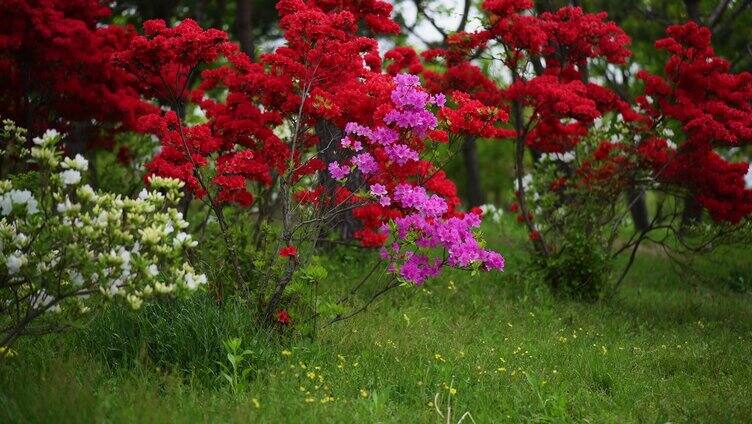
[277,309,292,325]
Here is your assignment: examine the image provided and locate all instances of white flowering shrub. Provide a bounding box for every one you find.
[478,204,504,224]
[0,120,206,349]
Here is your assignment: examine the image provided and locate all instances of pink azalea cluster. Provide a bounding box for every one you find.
[382,191,505,284]
[329,74,505,284]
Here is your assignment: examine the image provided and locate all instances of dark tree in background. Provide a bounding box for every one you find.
[111,0,279,56]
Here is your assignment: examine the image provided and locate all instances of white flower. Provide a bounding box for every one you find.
[155,282,174,293]
[32,129,61,147]
[147,264,159,277]
[77,184,96,201]
[117,247,132,265]
[0,190,38,216]
[56,197,78,213]
[479,204,504,224]
[559,151,575,163]
[173,231,197,248]
[6,250,27,275]
[31,289,59,312]
[127,294,143,310]
[138,189,149,200]
[12,190,33,206]
[0,197,10,216]
[62,154,89,171]
[540,151,575,163]
[184,272,207,290]
[26,199,38,215]
[60,169,82,186]
[96,211,108,226]
[744,164,752,190]
[69,271,85,286]
[14,233,28,247]
[43,129,60,142]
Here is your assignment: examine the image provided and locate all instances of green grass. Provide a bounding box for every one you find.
[1,224,751,423]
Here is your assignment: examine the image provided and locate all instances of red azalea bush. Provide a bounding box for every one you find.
[0,0,155,148]
[109,0,505,326]
[4,0,751,310]
[399,0,752,298]
[636,22,752,223]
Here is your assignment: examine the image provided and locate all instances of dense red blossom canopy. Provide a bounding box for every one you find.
[637,23,752,222]
[0,0,154,143]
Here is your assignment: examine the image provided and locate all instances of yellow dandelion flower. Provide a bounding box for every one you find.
[360,388,369,398]
[320,395,335,404]
[281,349,292,356]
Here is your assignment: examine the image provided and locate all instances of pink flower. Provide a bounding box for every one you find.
[370,183,387,197]
[328,161,350,181]
[352,152,379,174]
[385,144,419,165]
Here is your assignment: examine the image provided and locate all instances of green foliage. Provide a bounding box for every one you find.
[724,266,752,293]
[538,233,612,302]
[2,234,752,422]
[219,337,254,396]
[76,296,275,382]
[521,131,625,300]
[91,132,159,196]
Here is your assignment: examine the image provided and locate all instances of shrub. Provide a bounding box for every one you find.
[0,121,205,349]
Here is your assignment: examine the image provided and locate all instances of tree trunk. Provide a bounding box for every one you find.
[461,135,485,207]
[236,0,255,59]
[680,196,703,232]
[626,188,649,232]
[684,0,702,22]
[315,120,360,241]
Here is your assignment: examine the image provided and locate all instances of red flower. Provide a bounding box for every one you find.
[276,309,291,325]
[279,245,298,258]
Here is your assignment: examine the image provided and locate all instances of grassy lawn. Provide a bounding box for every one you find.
[1,223,751,423]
